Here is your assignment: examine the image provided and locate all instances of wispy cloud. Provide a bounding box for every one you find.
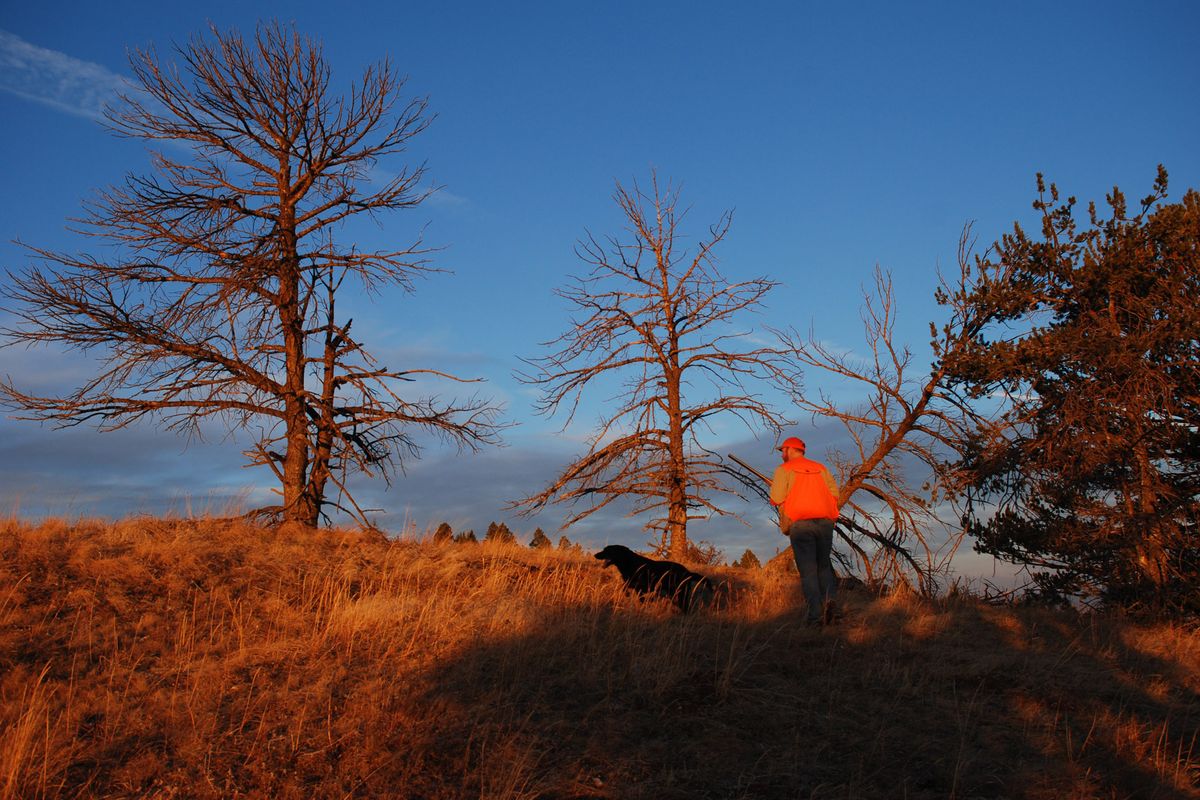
[425,186,469,208]
[0,29,129,120]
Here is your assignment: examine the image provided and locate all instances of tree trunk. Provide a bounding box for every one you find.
[277,180,318,527]
[665,342,688,562]
[306,287,341,521]
[1132,439,1167,598]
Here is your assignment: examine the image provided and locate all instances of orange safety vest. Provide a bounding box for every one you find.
[780,457,839,522]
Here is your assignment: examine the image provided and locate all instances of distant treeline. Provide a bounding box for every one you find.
[427,522,767,571]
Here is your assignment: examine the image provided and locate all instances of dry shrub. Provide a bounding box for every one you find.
[0,517,1196,799]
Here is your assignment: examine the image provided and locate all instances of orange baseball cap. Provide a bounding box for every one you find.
[778,437,806,451]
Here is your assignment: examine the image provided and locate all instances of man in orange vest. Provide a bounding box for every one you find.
[770,436,840,625]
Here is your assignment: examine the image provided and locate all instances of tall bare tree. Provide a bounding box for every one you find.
[0,23,503,526]
[516,176,794,561]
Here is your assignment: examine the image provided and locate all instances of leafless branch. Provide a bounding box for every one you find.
[766,226,992,593]
[0,22,505,527]
[513,174,795,560]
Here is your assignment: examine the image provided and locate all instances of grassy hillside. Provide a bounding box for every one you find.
[1,517,1196,799]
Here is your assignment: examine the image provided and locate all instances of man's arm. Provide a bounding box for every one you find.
[769,465,792,506]
[821,467,840,503]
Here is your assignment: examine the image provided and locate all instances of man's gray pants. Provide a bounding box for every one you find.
[788,518,836,622]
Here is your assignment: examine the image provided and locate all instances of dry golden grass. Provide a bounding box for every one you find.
[0,516,1196,799]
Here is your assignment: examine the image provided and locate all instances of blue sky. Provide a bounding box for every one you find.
[1,1,1198,575]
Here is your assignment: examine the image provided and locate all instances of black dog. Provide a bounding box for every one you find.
[594,544,714,612]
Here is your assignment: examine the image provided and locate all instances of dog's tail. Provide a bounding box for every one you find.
[676,575,716,613]
[692,577,716,609]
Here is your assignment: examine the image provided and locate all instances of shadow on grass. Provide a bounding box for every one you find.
[418,588,1199,800]
[1,524,1195,799]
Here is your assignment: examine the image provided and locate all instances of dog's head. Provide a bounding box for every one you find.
[594,544,635,566]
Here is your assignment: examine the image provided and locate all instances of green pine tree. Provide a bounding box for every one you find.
[942,168,1200,613]
[485,522,516,544]
[734,549,761,570]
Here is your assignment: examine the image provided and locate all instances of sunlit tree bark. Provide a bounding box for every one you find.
[0,23,503,527]
[516,176,795,561]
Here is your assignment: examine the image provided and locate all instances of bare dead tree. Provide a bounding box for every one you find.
[0,23,503,527]
[514,176,796,561]
[765,228,990,592]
